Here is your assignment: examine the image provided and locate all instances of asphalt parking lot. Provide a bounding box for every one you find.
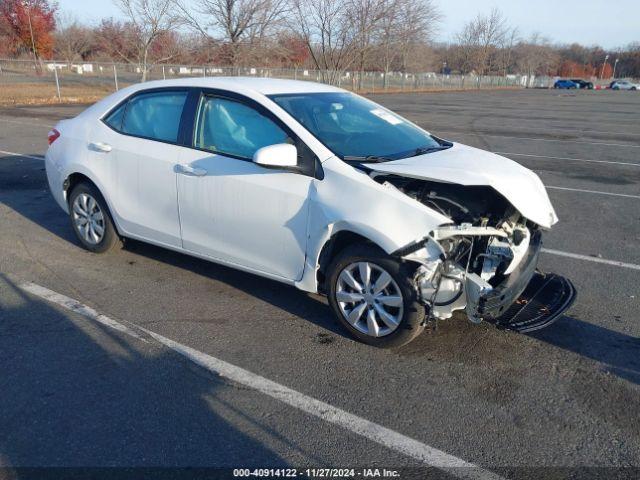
[1,88,639,478]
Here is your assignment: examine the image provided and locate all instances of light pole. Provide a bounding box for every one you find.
[600,54,609,79]
[612,58,619,79]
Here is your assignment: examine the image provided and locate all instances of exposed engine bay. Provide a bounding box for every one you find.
[376,175,515,227]
[373,174,575,331]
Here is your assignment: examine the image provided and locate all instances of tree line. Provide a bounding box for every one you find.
[1,0,638,81]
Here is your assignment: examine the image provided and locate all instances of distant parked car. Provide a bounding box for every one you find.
[553,79,577,89]
[609,80,640,90]
[570,79,593,89]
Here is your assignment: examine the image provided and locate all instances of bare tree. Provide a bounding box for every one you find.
[177,0,289,67]
[455,8,509,77]
[347,0,386,89]
[54,13,93,64]
[376,0,441,86]
[515,33,559,86]
[376,0,401,82]
[396,0,440,72]
[497,26,519,76]
[112,0,181,80]
[291,0,356,84]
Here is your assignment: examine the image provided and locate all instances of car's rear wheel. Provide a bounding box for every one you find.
[68,182,120,253]
[327,244,426,348]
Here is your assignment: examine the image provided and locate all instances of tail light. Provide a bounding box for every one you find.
[48,128,60,145]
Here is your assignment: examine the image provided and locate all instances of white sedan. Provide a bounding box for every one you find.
[610,80,640,90]
[45,78,575,347]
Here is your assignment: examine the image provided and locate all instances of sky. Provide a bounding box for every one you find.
[56,0,639,50]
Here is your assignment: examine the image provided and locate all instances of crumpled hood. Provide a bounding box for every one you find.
[369,143,559,229]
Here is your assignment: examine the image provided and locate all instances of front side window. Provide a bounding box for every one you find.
[269,92,446,161]
[194,96,290,159]
[120,91,188,143]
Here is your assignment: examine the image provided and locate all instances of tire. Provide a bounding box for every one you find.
[68,182,120,253]
[327,244,426,348]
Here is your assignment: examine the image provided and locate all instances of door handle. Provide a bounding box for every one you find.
[88,142,112,153]
[175,164,207,177]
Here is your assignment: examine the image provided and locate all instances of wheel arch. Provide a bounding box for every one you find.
[63,171,122,235]
[314,229,397,294]
[64,172,95,197]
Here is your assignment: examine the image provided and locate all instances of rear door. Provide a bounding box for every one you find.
[95,89,189,247]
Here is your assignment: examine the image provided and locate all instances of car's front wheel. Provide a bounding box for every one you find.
[68,182,120,253]
[327,244,426,348]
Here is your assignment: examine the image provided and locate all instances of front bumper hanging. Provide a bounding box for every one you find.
[465,230,576,332]
[491,271,576,332]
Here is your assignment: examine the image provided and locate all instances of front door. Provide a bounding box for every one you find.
[177,94,312,281]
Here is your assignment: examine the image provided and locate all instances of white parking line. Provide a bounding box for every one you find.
[495,152,640,167]
[437,131,640,148]
[19,281,504,480]
[20,282,147,340]
[542,249,640,271]
[0,149,44,161]
[546,185,640,199]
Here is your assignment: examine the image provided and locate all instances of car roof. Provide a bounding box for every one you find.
[123,77,345,96]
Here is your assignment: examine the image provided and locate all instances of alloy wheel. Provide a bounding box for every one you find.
[72,193,105,245]
[335,262,404,337]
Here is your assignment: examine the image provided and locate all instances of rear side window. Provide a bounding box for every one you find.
[194,96,290,159]
[119,91,188,143]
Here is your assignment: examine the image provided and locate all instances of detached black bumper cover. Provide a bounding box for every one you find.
[473,231,577,332]
[492,271,576,332]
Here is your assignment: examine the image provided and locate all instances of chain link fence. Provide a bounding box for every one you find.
[1,58,547,104]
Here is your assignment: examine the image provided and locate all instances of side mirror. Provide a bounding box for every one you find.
[253,143,298,168]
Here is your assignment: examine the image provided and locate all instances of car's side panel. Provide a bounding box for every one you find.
[45,116,97,213]
[295,156,449,293]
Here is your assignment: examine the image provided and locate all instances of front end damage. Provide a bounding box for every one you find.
[381,175,576,332]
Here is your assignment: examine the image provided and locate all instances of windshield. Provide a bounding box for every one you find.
[269,92,447,161]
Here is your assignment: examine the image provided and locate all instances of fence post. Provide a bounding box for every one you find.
[113,65,119,91]
[162,65,166,80]
[53,67,61,100]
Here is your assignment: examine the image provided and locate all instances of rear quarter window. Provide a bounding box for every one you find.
[104,103,126,131]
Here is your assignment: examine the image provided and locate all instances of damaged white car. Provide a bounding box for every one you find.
[45,78,576,347]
